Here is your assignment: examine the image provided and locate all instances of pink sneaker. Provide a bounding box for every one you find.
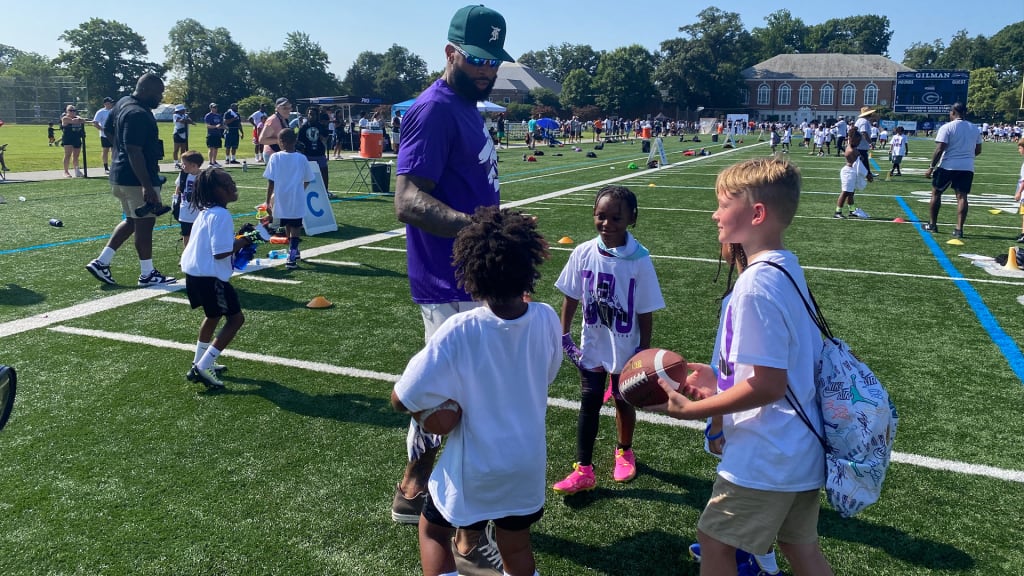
[613,448,636,483]
[552,463,596,495]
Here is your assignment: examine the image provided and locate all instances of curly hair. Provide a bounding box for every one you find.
[453,206,548,301]
[192,167,232,210]
[714,242,747,299]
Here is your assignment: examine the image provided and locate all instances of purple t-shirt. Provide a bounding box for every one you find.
[397,78,500,304]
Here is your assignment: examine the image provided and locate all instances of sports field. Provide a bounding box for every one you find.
[1,133,1022,575]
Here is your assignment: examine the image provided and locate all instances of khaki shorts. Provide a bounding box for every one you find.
[418,301,481,342]
[112,184,161,219]
[697,475,822,554]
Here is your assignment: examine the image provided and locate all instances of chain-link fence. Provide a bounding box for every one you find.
[0,76,89,124]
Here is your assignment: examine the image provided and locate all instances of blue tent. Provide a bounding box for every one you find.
[391,99,506,119]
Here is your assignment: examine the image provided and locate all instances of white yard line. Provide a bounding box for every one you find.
[45,325,1024,485]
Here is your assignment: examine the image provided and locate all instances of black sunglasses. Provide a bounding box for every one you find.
[453,45,501,68]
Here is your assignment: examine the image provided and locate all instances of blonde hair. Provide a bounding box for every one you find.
[716,157,802,226]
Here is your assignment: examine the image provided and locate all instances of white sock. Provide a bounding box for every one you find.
[97,247,116,266]
[197,346,221,371]
[194,341,210,365]
[754,550,779,572]
[140,259,154,275]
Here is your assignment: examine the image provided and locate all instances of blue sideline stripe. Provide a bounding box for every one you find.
[896,196,1024,383]
[0,195,383,256]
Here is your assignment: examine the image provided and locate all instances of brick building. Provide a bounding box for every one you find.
[741,54,913,124]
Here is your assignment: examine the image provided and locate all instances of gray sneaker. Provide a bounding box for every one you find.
[86,259,116,285]
[186,365,224,389]
[390,484,426,524]
[453,523,504,575]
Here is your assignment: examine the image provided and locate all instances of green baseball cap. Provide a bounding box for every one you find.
[448,5,514,62]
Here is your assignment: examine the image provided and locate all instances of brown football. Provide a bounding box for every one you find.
[619,348,688,408]
[415,399,462,435]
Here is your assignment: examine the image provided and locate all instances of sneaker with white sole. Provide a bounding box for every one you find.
[851,207,869,219]
[138,269,176,286]
[452,523,504,575]
[186,365,224,389]
[390,483,426,524]
[688,543,780,575]
[86,259,116,285]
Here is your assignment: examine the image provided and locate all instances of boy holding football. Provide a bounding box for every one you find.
[652,157,834,576]
[391,207,561,576]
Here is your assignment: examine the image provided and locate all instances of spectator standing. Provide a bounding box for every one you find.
[172,104,193,168]
[223,103,242,164]
[259,98,292,162]
[60,104,87,178]
[923,102,983,239]
[392,5,514,574]
[92,97,115,173]
[204,103,225,167]
[86,73,177,287]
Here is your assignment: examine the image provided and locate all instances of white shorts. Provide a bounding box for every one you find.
[841,163,867,193]
[418,301,482,342]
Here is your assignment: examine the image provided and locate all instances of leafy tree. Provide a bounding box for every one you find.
[593,45,657,117]
[935,30,992,71]
[54,18,163,110]
[281,32,342,98]
[902,40,943,69]
[806,15,892,55]
[559,69,594,110]
[990,21,1024,78]
[237,95,274,122]
[519,43,600,83]
[165,19,248,110]
[342,52,384,97]
[751,10,808,62]
[530,88,560,109]
[375,45,428,103]
[967,67,1007,119]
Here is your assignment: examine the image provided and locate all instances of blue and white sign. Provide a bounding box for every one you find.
[302,161,337,235]
[894,70,969,114]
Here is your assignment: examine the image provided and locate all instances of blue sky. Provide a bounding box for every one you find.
[7,0,1020,84]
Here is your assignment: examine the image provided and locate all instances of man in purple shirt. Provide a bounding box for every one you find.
[392,5,513,574]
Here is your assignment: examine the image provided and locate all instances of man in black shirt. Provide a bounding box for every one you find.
[298,107,330,189]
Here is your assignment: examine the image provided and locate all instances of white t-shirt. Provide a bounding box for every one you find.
[716,250,825,492]
[174,172,199,224]
[555,234,665,373]
[889,134,906,157]
[393,303,562,526]
[93,107,111,137]
[263,151,315,219]
[935,119,982,172]
[180,205,235,281]
[855,117,872,150]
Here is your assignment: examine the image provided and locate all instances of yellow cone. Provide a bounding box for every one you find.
[648,183,656,187]
[306,296,333,309]
[1003,247,1019,271]
[558,236,574,244]
[989,209,1002,215]
[947,238,965,246]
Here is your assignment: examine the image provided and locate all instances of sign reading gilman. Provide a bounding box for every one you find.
[894,70,969,114]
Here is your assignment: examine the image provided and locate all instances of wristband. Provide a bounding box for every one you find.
[704,423,724,441]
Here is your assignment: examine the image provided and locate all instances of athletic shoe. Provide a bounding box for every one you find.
[212,363,227,375]
[952,229,963,239]
[390,484,426,524]
[210,161,221,167]
[86,259,116,285]
[134,202,171,217]
[174,161,182,170]
[285,258,298,270]
[74,169,83,178]
[552,463,596,495]
[1015,234,1024,243]
[851,207,869,219]
[186,364,224,389]
[689,543,779,575]
[613,448,636,482]
[833,212,845,219]
[452,523,504,575]
[922,223,938,233]
[138,269,176,286]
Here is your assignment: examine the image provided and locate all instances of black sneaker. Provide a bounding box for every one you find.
[922,223,938,233]
[134,203,169,217]
[186,364,225,389]
[391,484,426,524]
[452,523,504,575]
[138,269,177,287]
[152,204,172,217]
[86,259,116,285]
[833,212,845,219]
[1015,234,1024,243]
[951,229,963,239]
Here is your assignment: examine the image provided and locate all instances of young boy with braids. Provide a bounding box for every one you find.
[180,167,254,390]
[391,206,562,576]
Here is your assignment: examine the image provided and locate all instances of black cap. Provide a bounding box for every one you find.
[102,96,114,103]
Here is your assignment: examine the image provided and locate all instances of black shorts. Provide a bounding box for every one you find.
[224,131,240,148]
[100,136,112,149]
[206,134,223,149]
[179,221,194,237]
[932,168,974,195]
[422,491,543,531]
[173,133,188,145]
[185,274,241,318]
[279,217,303,228]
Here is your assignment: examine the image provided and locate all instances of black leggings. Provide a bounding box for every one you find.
[575,369,621,465]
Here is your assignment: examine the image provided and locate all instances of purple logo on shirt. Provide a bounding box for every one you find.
[581,270,635,334]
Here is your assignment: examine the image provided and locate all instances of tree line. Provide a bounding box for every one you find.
[1,8,1021,123]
